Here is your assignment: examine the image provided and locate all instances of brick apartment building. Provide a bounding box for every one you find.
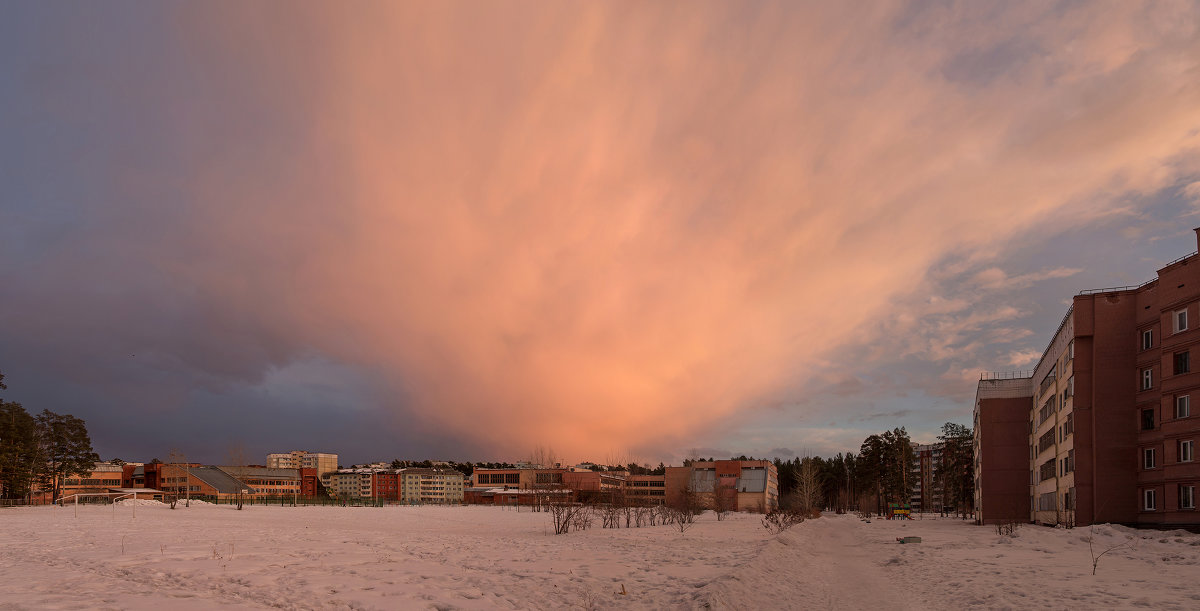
[975,229,1200,527]
[910,443,944,513]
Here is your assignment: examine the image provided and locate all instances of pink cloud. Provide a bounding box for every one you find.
[156,2,1200,460]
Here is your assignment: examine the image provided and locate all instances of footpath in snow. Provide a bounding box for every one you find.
[1,504,1198,610]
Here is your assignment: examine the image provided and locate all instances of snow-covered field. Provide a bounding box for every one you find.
[2,503,1199,610]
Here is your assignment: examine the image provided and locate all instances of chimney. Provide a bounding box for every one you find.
[1194,227,1200,253]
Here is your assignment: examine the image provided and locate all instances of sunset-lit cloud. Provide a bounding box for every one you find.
[2,1,1200,463]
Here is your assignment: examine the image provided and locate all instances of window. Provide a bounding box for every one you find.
[1037,492,1056,511]
[1039,459,1056,482]
[1175,309,1189,334]
[1144,489,1157,511]
[1039,396,1057,424]
[1179,395,1192,419]
[1142,408,1155,431]
[1181,440,1195,463]
[1176,351,1191,375]
[1142,328,1154,350]
[1040,366,1058,395]
[1182,485,1196,510]
[1039,430,1055,454]
[1142,368,1153,390]
[1144,447,1156,469]
[1065,412,1074,437]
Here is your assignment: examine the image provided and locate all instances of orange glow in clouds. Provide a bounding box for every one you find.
[176,2,1200,459]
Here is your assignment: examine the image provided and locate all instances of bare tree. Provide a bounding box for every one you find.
[856,491,876,519]
[793,457,823,517]
[712,482,733,521]
[666,506,695,533]
[1086,525,1134,575]
[225,443,250,510]
[1054,495,1075,529]
[549,502,594,535]
[529,445,559,469]
[995,520,1020,536]
[167,448,190,508]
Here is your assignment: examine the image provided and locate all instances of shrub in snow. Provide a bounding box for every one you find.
[762,508,804,534]
[995,521,1020,537]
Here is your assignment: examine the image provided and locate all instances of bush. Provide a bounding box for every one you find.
[762,508,805,534]
[995,521,1020,536]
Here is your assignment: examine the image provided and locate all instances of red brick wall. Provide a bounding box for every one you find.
[1075,292,1139,524]
[978,396,1032,523]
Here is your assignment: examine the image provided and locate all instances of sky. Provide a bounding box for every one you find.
[2,1,1200,467]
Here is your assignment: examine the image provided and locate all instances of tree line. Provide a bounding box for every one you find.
[0,370,100,502]
[771,423,975,518]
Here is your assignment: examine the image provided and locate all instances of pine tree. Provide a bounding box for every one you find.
[937,422,974,518]
[0,401,39,499]
[34,410,99,502]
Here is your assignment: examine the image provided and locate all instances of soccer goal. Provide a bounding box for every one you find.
[57,492,140,518]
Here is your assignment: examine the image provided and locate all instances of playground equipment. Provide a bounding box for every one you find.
[886,502,912,520]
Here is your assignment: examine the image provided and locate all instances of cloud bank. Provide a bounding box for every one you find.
[3,1,1199,461]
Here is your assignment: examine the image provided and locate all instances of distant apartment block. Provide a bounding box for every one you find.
[327,470,374,499]
[322,467,465,504]
[910,443,944,513]
[266,451,338,476]
[400,468,465,504]
[975,229,1200,527]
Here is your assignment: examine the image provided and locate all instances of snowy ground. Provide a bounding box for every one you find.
[1,503,1199,610]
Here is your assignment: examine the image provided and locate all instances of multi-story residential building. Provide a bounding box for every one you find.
[400,468,465,504]
[1028,311,1078,526]
[327,470,374,500]
[266,451,338,477]
[910,443,944,513]
[975,229,1200,527]
[373,470,401,502]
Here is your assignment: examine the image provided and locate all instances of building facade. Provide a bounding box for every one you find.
[327,471,374,500]
[973,375,1036,524]
[975,229,1200,527]
[60,462,125,498]
[910,443,944,513]
[400,468,465,504]
[266,451,338,477]
[665,460,778,512]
